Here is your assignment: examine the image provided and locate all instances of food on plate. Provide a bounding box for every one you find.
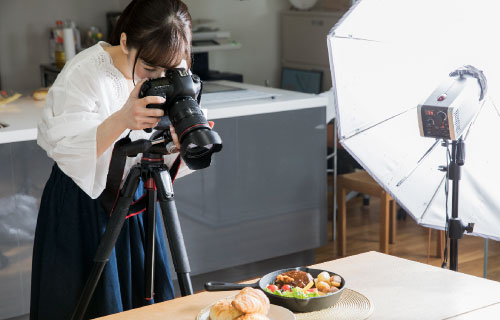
[275,270,313,288]
[32,88,49,101]
[236,313,270,320]
[0,90,21,106]
[265,270,342,299]
[317,271,330,283]
[210,287,270,320]
[209,298,243,320]
[316,281,331,293]
[232,287,270,314]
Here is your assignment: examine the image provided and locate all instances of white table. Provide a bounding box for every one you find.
[96,252,500,320]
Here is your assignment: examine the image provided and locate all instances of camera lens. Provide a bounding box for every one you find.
[185,144,213,158]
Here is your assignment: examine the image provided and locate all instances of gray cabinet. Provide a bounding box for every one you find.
[281,10,344,92]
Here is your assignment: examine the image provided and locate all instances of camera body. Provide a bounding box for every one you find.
[139,68,222,170]
[140,68,206,135]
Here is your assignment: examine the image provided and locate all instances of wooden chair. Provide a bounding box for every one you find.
[428,229,446,261]
[336,170,397,256]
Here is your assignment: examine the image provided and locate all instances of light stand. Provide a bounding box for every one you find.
[446,137,474,271]
[71,135,193,320]
[417,65,487,271]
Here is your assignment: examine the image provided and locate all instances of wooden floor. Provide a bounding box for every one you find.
[315,192,500,281]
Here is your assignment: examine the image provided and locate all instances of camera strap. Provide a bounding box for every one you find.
[101,135,132,216]
[101,134,182,217]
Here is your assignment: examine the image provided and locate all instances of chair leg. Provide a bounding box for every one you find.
[437,230,445,259]
[379,192,390,254]
[389,199,396,244]
[427,229,432,264]
[337,186,347,257]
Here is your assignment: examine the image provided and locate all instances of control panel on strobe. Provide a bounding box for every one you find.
[420,105,451,140]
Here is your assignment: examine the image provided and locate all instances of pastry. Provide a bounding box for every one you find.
[209,298,243,320]
[32,88,49,101]
[236,313,270,320]
[232,287,270,315]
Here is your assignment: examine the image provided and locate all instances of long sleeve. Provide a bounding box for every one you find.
[38,60,110,199]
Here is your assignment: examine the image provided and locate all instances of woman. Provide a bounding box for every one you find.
[31,0,194,318]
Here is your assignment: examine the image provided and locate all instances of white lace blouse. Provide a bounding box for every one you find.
[37,42,192,199]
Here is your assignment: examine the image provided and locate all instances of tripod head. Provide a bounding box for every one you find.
[116,127,220,170]
[114,129,175,158]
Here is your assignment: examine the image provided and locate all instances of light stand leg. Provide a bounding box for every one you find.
[448,140,461,271]
[153,170,193,296]
[71,167,141,320]
[447,139,473,272]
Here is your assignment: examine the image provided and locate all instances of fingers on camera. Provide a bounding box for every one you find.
[143,95,166,105]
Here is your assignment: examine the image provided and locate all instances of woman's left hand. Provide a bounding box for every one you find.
[169,125,181,152]
[169,121,215,153]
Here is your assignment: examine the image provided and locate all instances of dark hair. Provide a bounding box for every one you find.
[111,0,192,80]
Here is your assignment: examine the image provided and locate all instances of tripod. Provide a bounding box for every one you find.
[446,138,474,271]
[71,137,193,320]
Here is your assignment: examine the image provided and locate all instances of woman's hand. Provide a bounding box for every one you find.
[169,125,181,152]
[168,121,215,153]
[117,79,166,130]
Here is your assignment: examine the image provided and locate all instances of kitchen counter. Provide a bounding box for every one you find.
[0,81,327,144]
[0,97,45,144]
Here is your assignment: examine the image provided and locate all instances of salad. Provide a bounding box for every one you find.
[265,270,342,299]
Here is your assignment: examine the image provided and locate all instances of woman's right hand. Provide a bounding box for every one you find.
[117,79,166,130]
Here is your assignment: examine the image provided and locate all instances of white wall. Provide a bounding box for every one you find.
[183,0,290,87]
[0,0,128,92]
[0,0,290,92]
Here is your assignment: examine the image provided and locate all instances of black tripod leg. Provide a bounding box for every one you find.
[71,167,141,320]
[153,170,193,296]
[144,179,157,300]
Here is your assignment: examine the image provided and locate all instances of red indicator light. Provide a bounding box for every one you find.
[438,94,447,101]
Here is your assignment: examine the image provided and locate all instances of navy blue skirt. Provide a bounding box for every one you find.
[30,164,175,319]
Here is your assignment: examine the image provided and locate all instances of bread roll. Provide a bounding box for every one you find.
[32,88,49,101]
[232,287,270,315]
[236,313,270,320]
[209,298,243,320]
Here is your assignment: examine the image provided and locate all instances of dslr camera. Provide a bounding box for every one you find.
[139,68,222,170]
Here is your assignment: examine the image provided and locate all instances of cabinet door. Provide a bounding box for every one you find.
[282,12,343,67]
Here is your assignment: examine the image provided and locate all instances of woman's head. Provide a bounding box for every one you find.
[111,0,192,81]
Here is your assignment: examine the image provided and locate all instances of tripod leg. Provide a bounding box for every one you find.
[144,178,157,300]
[71,167,141,320]
[153,170,193,296]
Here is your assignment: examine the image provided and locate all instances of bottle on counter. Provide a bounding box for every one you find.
[54,20,65,68]
[55,20,64,40]
[63,20,76,61]
[48,29,56,64]
[55,36,66,69]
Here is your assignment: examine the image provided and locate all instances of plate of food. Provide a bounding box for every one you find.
[205,267,345,313]
[197,287,295,320]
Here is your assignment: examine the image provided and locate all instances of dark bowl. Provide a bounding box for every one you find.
[258,267,346,313]
[205,267,346,313]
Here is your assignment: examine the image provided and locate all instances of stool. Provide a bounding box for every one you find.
[428,229,446,262]
[336,170,397,256]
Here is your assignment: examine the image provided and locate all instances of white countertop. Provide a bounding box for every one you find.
[0,97,45,144]
[0,81,327,145]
